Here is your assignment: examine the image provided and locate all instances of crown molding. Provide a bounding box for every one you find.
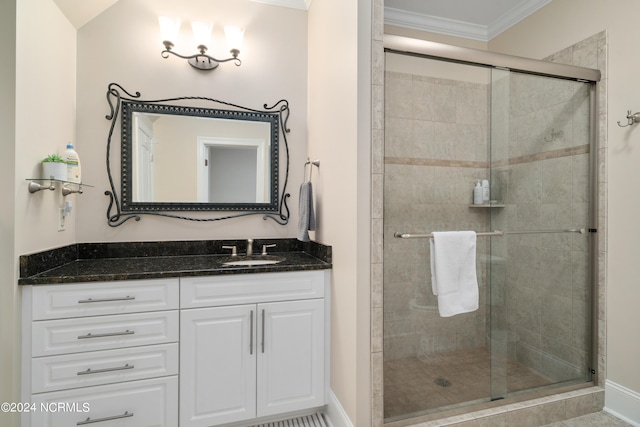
[384,0,551,42]
[385,7,488,41]
[249,0,311,10]
[488,0,551,39]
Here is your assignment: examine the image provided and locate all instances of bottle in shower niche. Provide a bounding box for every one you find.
[482,179,490,203]
[473,180,483,205]
[63,143,81,183]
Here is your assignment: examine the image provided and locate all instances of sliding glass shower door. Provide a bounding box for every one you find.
[383,55,494,422]
[488,68,594,400]
[383,52,596,422]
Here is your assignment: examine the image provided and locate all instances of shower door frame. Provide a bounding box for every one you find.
[381,34,602,421]
[384,35,601,82]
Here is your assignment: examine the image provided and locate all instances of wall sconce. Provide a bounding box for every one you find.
[159,16,244,71]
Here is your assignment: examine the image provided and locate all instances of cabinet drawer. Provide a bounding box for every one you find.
[32,311,179,357]
[32,279,179,320]
[181,271,326,308]
[28,376,178,427]
[32,343,178,393]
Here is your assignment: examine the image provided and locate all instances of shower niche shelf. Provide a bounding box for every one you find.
[469,203,505,208]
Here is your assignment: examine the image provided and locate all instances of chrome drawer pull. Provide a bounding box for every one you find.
[77,411,134,425]
[78,296,136,304]
[77,330,135,339]
[77,364,134,376]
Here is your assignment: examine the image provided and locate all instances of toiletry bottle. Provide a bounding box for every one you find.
[473,180,483,205]
[63,143,81,184]
[482,179,490,203]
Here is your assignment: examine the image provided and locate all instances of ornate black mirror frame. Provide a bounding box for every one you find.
[104,83,291,227]
[120,100,280,212]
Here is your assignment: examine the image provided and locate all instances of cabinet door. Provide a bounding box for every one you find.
[257,299,325,417]
[180,305,256,427]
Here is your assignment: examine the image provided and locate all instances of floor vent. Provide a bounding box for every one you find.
[251,413,327,427]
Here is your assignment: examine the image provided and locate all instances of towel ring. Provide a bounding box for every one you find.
[304,158,320,182]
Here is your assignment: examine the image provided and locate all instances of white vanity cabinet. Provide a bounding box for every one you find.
[21,269,330,427]
[21,279,180,427]
[179,271,329,427]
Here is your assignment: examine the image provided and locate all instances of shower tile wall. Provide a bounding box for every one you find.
[383,70,491,360]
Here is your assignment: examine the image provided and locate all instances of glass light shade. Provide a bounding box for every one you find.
[158,16,181,43]
[191,21,213,47]
[224,26,244,51]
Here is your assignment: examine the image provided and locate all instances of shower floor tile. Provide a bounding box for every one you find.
[384,347,552,420]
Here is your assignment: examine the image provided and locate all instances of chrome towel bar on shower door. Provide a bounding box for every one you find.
[393,228,586,239]
[394,230,504,239]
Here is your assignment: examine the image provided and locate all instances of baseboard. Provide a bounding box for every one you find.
[604,380,640,426]
[324,389,354,427]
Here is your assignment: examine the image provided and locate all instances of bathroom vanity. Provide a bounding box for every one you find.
[19,239,331,427]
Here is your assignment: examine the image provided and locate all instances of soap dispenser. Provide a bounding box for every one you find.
[473,180,483,205]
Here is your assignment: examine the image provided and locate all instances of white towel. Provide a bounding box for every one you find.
[430,231,479,317]
[297,181,316,242]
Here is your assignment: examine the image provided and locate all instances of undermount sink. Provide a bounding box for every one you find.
[221,256,283,267]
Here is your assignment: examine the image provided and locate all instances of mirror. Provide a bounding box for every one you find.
[121,101,279,212]
[104,83,291,227]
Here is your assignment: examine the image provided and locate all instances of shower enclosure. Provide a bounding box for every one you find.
[382,40,599,423]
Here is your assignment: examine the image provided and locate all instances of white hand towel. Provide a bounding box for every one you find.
[297,181,316,242]
[430,231,479,317]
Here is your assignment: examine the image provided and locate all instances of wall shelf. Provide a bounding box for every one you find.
[26,178,92,196]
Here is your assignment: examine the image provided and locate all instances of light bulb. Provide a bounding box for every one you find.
[224,26,244,54]
[158,16,181,45]
[192,21,213,48]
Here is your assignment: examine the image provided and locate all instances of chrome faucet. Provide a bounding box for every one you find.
[246,239,253,256]
[261,244,276,255]
[222,245,237,256]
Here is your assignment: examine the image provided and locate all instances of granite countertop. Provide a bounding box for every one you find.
[19,238,332,285]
